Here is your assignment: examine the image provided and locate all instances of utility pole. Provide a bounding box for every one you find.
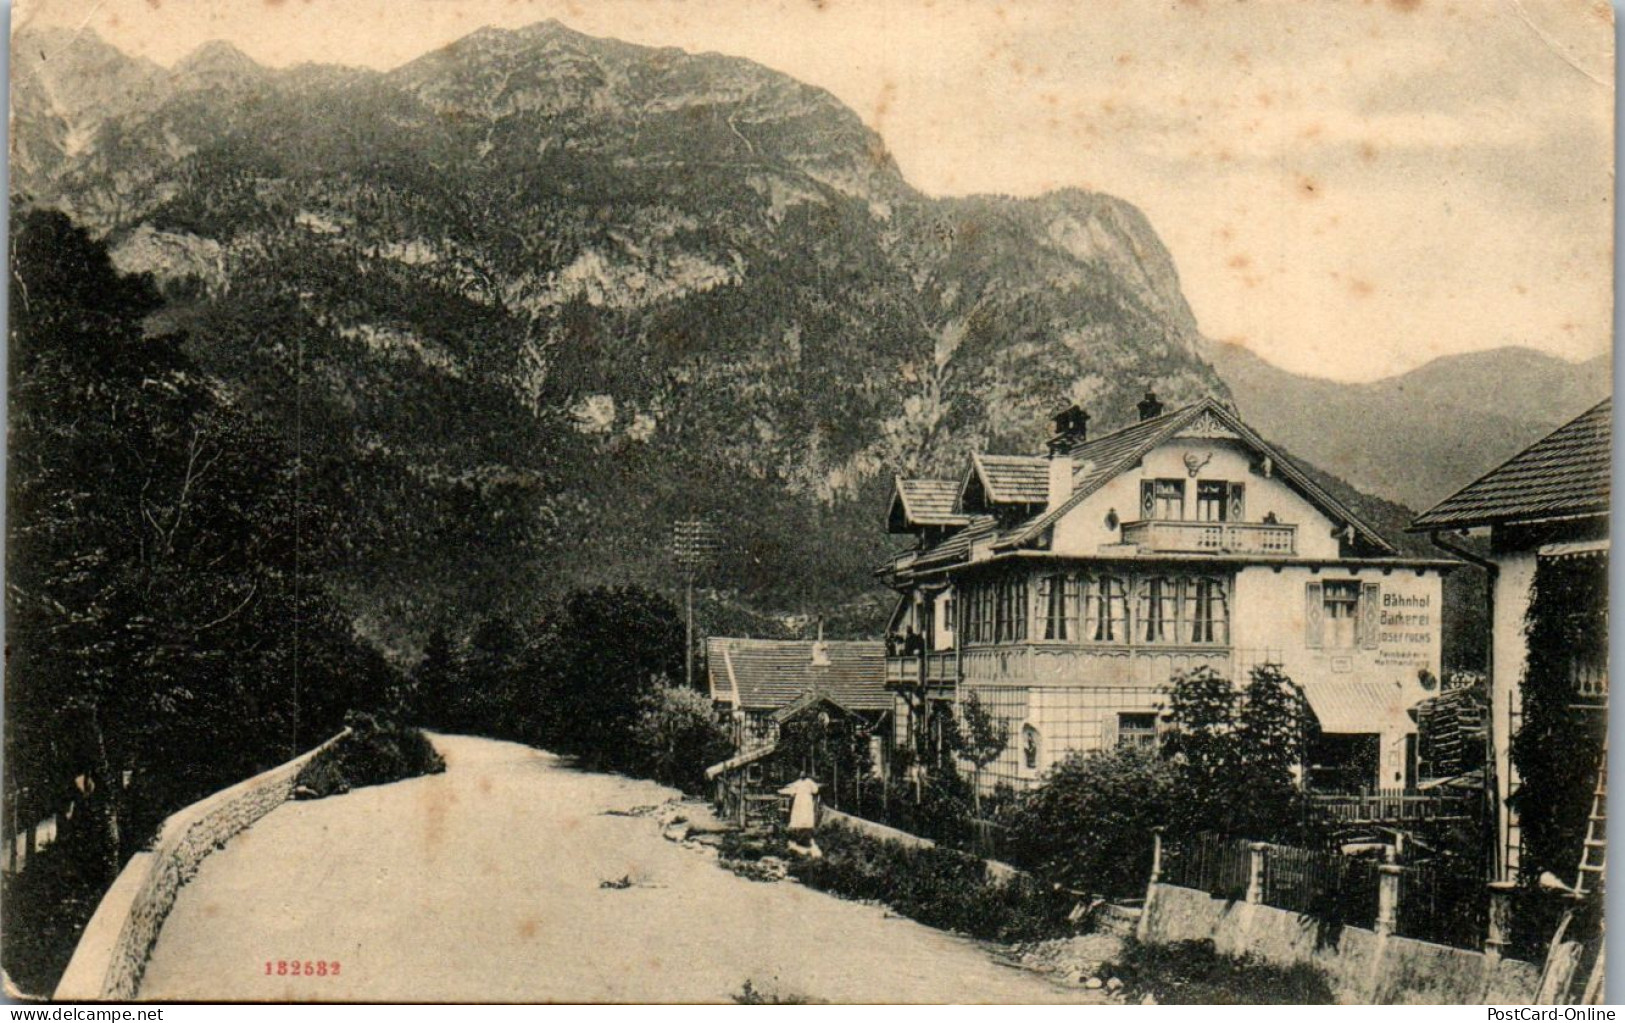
[671,518,719,689]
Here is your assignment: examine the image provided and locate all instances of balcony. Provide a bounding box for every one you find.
[1121,519,1297,557]
[885,651,957,687]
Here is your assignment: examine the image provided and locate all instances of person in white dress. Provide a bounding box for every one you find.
[778,777,822,857]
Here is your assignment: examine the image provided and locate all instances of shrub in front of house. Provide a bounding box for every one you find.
[628,682,732,793]
[294,712,446,799]
[786,821,1074,943]
[1000,744,1178,899]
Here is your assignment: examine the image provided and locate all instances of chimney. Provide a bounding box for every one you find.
[1137,389,1164,422]
[1047,404,1090,456]
[1048,452,1075,509]
[811,617,830,666]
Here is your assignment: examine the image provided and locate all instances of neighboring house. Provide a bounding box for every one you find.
[706,636,892,762]
[881,392,1453,794]
[1411,398,1610,882]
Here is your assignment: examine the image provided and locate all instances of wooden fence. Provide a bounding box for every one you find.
[1396,859,1489,948]
[1161,832,1494,952]
[1161,832,1253,902]
[1260,840,1381,929]
[1310,789,1475,825]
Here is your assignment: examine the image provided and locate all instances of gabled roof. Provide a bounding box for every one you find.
[1411,399,1611,530]
[770,690,869,724]
[705,638,890,713]
[969,453,1050,505]
[996,398,1396,554]
[888,478,969,531]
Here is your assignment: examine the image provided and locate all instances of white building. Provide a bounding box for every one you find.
[882,393,1451,793]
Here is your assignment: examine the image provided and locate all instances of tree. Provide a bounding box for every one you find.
[1162,663,1318,842]
[459,616,526,737]
[1160,665,1240,837]
[958,690,1009,817]
[6,208,396,879]
[1002,745,1179,897]
[1234,663,1319,841]
[540,586,684,769]
[408,625,456,728]
[629,683,731,791]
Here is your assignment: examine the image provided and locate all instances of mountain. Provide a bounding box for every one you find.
[10,21,1228,647]
[1206,342,1611,512]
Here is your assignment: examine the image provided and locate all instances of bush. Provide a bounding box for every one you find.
[628,683,732,792]
[1001,744,1178,898]
[1104,938,1335,1004]
[869,767,978,849]
[294,713,446,799]
[786,822,1074,943]
[0,840,107,998]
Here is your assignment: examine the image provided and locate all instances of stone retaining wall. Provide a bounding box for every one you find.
[1139,881,1545,1004]
[54,733,346,1001]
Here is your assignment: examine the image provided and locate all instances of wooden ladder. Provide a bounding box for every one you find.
[1576,735,1606,898]
[1555,735,1607,1004]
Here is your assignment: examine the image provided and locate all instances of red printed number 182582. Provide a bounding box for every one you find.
[265,960,341,977]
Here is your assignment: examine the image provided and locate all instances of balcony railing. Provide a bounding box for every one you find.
[1122,519,1297,557]
[884,652,956,686]
[959,644,1231,686]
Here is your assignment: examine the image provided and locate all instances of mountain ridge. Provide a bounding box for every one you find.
[1206,340,1610,511]
[9,20,1536,662]
[10,21,1227,643]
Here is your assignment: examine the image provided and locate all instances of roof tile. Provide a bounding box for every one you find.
[705,638,890,712]
[1412,399,1611,529]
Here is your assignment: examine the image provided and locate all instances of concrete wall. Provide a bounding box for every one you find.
[54,733,346,1002]
[1139,882,1544,1004]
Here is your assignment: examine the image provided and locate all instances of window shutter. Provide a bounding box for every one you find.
[1360,582,1381,649]
[1229,483,1245,521]
[1099,712,1118,750]
[1140,480,1155,519]
[1305,582,1324,648]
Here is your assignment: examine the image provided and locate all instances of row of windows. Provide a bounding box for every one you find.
[960,573,1230,646]
[1141,479,1245,522]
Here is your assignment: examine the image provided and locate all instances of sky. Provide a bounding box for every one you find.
[13,0,1617,382]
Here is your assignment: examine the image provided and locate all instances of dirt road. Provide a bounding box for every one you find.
[139,734,1101,1003]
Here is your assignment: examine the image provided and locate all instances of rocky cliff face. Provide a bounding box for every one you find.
[12,21,1226,636]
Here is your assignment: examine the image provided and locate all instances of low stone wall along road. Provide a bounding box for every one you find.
[140,734,1100,1003]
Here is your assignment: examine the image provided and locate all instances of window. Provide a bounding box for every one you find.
[1022,724,1041,770]
[1571,649,1609,700]
[1196,480,1239,522]
[1085,575,1130,643]
[1323,581,1360,648]
[1138,576,1180,643]
[1118,713,1158,749]
[1186,577,1229,644]
[993,577,1029,643]
[1306,580,1380,650]
[1141,478,1186,520]
[1038,573,1078,641]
